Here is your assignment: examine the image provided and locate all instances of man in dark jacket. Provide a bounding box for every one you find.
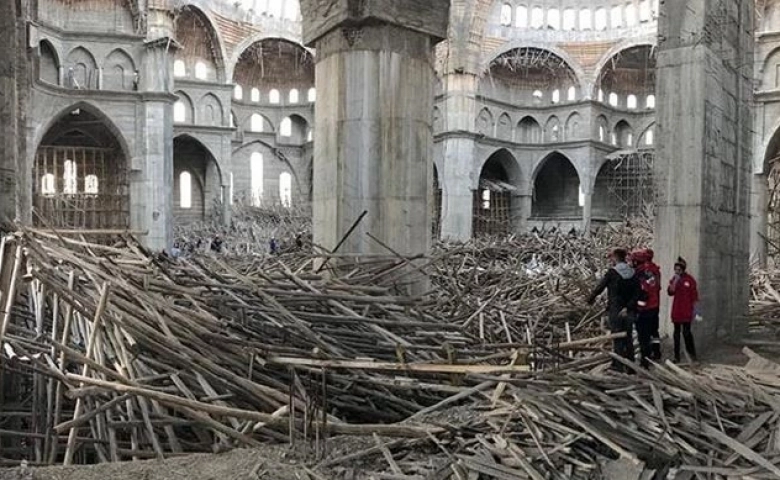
[587,248,644,372]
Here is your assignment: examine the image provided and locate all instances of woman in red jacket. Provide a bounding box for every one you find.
[667,257,698,363]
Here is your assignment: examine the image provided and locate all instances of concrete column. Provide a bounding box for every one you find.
[439,72,479,241]
[751,173,768,266]
[581,191,593,234]
[655,0,753,343]
[301,1,449,258]
[132,6,176,250]
[0,0,18,226]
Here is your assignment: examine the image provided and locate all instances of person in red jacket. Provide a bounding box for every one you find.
[644,248,662,360]
[632,249,661,367]
[667,257,698,363]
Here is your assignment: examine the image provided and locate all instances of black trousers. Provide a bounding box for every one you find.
[673,322,697,361]
[648,309,661,360]
[609,310,635,371]
[636,310,656,367]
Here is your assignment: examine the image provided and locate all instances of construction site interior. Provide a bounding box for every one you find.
[2,0,780,478]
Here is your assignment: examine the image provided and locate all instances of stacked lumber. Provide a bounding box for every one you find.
[320,350,780,479]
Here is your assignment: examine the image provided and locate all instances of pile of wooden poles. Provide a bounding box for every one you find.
[320,349,780,479]
[2,229,596,467]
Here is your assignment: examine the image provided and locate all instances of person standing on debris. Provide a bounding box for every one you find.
[210,234,224,254]
[668,257,698,363]
[632,249,661,367]
[587,248,645,372]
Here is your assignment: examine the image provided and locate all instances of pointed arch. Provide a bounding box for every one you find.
[595,42,657,99]
[476,107,494,136]
[199,93,224,126]
[173,134,223,223]
[516,116,542,143]
[565,112,583,140]
[174,5,227,82]
[545,116,561,142]
[103,48,136,91]
[65,46,98,89]
[173,91,194,124]
[496,112,512,140]
[532,152,583,218]
[473,148,521,236]
[38,39,60,85]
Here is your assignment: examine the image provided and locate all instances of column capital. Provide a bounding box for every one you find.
[300,0,449,47]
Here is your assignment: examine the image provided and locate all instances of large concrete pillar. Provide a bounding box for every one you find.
[751,173,768,266]
[655,0,753,343]
[133,3,176,250]
[439,73,479,241]
[0,0,19,226]
[300,1,449,258]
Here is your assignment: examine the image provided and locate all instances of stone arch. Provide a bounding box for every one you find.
[244,113,275,134]
[476,107,495,136]
[228,33,315,81]
[516,116,542,143]
[173,134,223,224]
[174,5,227,83]
[761,47,780,91]
[103,48,136,91]
[480,42,586,92]
[473,148,521,236]
[545,115,561,142]
[596,114,610,142]
[38,39,60,85]
[638,122,655,147]
[33,102,132,228]
[199,93,224,126]
[531,152,582,218]
[173,91,195,124]
[281,114,310,144]
[65,46,98,89]
[594,42,657,99]
[231,37,315,97]
[613,119,634,148]
[565,112,583,140]
[231,140,299,204]
[496,112,512,140]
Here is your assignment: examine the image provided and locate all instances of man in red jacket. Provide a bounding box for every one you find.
[668,257,698,363]
[644,248,662,360]
[633,249,661,367]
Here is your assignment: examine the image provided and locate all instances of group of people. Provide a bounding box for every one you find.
[588,247,699,372]
[169,234,226,258]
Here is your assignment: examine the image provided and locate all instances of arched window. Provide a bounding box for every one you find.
[548,9,560,29]
[595,8,607,30]
[234,85,243,100]
[516,6,528,27]
[85,175,99,194]
[174,101,186,122]
[599,125,607,142]
[280,117,292,137]
[500,3,512,25]
[627,94,637,109]
[562,9,576,30]
[251,152,263,206]
[279,172,292,207]
[645,128,654,145]
[580,9,592,29]
[598,89,605,102]
[611,132,618,145]
[551,89,560,104]
[307,129,313,142]
[250,114,264,133]
[608,92,619,106]
[531,7,544,28]
[482,190,491,210]
[180,171,192,209]
[268,0,283,17]
[230,112,237,128]
[194,61,207,80]
[533,90,543,102]
[626,132,634,146]
[567,86,576,101]
[283,0,298,20]
[41,173,56,195]
[229,172,234,205]
[640,0,651,21]
[289,89,299,104]
[646,94,656,109]
[251,88,260,102]
[269,89,280,104]
[626,3,637,26]
[610,5,622,28]
[63,160,77,194]
[173,60,186,77]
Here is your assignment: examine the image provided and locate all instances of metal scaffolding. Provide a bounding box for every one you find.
[603,148,655,219]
